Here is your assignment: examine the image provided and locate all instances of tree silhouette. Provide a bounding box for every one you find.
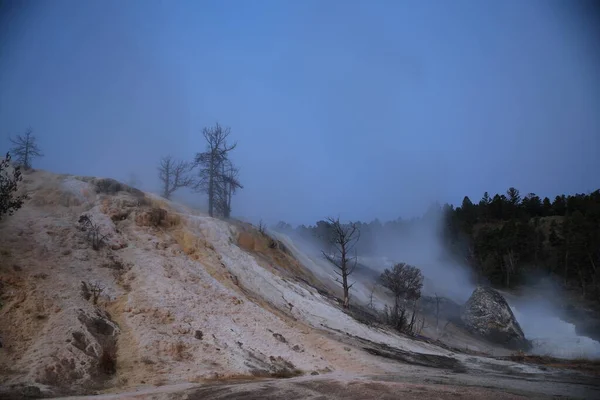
[158,156,193,199]
[322,217,360,309]
[9,127,43,170]
[193,123,241,217]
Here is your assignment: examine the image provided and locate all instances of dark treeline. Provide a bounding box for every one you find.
[276,188,600,301]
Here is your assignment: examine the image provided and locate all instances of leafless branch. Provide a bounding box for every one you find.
[158,155,194,199]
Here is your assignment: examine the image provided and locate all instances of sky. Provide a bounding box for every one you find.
[1,0,599,225]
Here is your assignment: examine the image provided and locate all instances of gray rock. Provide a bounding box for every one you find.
[461,286,530,350]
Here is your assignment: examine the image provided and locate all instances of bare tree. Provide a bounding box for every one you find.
[367,285,376,310]
[380,263,424,333]
[158,156,193,199]
[193,123,240,217]
[322,217,360,309]
[219,160,242,218]
[212,159,242,218]
[9,127,43,170]
[0,152,27,220]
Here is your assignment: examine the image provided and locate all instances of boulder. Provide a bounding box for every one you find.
[461,286,530,350]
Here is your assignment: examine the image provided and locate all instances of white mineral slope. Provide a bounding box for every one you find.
[187,218,450,356]
[1,172,330,392]
[269,231,394,314]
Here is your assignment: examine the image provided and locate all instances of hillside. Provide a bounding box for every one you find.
[0,170,599,399]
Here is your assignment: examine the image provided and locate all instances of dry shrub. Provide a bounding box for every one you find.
[149,198,168,209]
[135,207,180,228]
[153,377,168,386]
[80,281,104,305]
[94,178,143,198]
[151,198,182,226]
[267,356,303,378]
[164,212,181,227]
[269,368,303,379]
[149,208,167,226]
[172,228,206,257]
[170,341,190,361]
[109,210,131,222]
[29,188,82,207]
[150,308,175,324]
[141,356,155,365]
[78,214,110,250]
[234,224,322,288]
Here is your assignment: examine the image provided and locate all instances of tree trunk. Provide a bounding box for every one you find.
[163,166,171,199]
[226,183,233,218]
[434,293,440,335]
[24,138,30,169]
[208,151,216,217]
[408,300,418,333]
[342,275,349,308]
[564,250,569,286]
[534,230,539,268]
[579,269,586,299]
[208,177,214,216]
[341,246,349,308]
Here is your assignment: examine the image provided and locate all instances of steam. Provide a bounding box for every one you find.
[512,304,600,360]
[275,208,600,360]
[502,281,600,360]
[362,208,476,304]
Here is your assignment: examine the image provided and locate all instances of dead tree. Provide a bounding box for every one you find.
[213,159,242,218]
[193,123,240,217]
[322,217,360,309]
[158,156,193,199]
[367,285,376,310]
[220,161,242,218]
[9,127,43,170]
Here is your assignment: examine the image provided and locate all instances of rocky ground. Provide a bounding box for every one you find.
[1,170,599,399]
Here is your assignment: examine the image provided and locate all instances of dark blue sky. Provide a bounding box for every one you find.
[1,0,599,225]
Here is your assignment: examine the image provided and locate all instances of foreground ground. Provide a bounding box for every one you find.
[50,364,600,400]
